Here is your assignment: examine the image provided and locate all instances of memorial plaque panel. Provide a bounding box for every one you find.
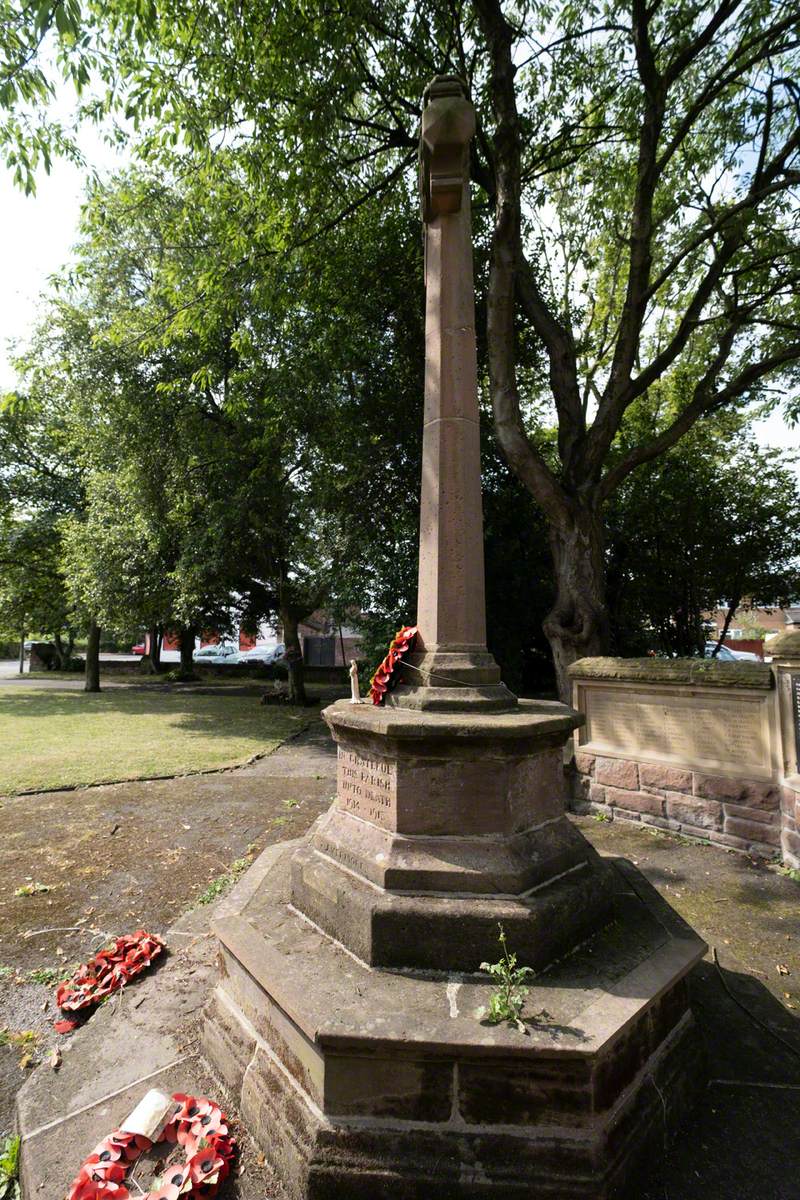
[337,748,397,828]
[792,673,800,773]
[579,686,770,776]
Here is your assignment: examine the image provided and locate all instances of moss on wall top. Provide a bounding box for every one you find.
[568,656,773,689]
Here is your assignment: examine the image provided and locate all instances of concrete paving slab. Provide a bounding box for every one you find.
[16,847,296,1199]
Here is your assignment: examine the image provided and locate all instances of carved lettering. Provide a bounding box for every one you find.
[337,748,397,827]
[581,688,770,775]
[315,836,365,876]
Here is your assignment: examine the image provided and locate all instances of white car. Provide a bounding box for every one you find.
[704,642,760,662]
[192,643,240,664]
[235,643,286,666]
[234,645,273,666]
[236,643,286,662]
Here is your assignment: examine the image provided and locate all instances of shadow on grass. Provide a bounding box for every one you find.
[0,688,319,796]
[0,687,311,738]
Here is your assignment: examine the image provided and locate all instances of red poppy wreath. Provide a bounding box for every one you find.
[66,1092,235,1200]
[54,930,164,1033]
[369,625,418,705]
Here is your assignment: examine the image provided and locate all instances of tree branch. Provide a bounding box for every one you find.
[474,0,571,521]
[663,0,745,85]
[586,0,665,478]
[599,339,800,498]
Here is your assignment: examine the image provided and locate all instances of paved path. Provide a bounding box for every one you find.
[0,653,149,686]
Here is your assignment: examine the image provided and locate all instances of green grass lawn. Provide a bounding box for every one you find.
[0,686,312,794]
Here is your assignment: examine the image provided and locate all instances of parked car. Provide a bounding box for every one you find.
[235,645,273,666]
[704,642,760,662]
[192,643,239,664]
[235,643,286,666]
[266,642,287,664]
[131,643,146,655]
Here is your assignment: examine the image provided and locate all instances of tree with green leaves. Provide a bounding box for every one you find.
[606,418,800,657]
[88,0,800,695]
[3,0,798,698]
[0,380,85,672]
[474,0,800,695]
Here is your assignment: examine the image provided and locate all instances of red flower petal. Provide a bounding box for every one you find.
[67,1091,234,1200]
[56,931,163,1016]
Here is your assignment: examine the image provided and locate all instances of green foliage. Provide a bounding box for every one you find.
[0,1132,21,1200]
[606,416,800,657]
[196,855,251,905]
[161,668,200,684]
[478,924,535,1031]
[2,0,798,691]
[13,881,50,897]
[22,964,74,986]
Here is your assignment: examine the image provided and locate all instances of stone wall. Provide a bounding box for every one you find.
[568,655,795,862]
[782,783,800,867]
[771,631,800,868]
[574,750,781,857]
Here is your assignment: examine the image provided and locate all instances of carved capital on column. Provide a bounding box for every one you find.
[419,74,475,221]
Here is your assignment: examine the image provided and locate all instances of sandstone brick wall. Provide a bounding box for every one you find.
[782,783,800,867]
[572,752,782,858]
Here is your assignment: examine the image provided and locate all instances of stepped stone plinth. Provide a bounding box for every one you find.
[205,846,705,1199]
[202,73,706,1198]
[291,700,613,973]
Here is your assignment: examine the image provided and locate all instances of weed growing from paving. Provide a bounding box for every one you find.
[478,924,535,1031]
[0,1132,21,1199]
[196,857,252,905]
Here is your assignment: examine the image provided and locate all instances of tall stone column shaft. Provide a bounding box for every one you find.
[417,163,486,649]
[389,75,514,711]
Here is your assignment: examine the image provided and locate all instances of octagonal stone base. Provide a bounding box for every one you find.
[203,846,706,1200]
[292,699,615,971]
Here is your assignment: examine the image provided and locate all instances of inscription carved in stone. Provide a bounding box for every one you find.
[337,748,397,827]
[580,687,769,774]
[792,673,800,772]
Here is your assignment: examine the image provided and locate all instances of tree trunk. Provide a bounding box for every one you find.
[543,506,610,703]
[179,625,197,676]
[141,624,162,674]
[85,618,101,692]
[53,632,75,670]
[18,628,25,676]
[281,609,307,706]
[712,598,740,657]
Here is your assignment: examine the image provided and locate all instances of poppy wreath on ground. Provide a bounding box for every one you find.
[54,930,164,1032]
[66,1092,236,1200]
[369,625,418,705]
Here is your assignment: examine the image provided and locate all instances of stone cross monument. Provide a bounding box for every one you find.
[389,75,512,711]
[203,75,706,1200]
